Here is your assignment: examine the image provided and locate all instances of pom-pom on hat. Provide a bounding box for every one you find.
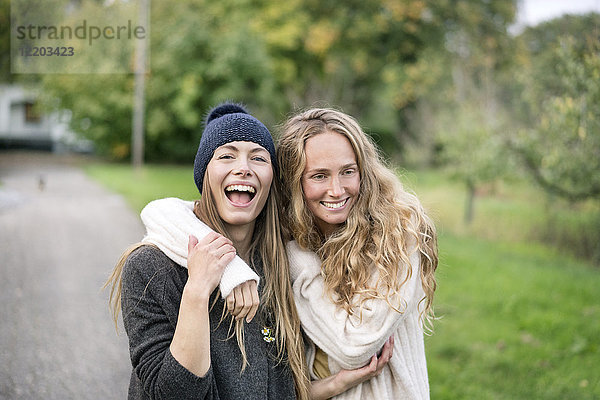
[193,102,277,193]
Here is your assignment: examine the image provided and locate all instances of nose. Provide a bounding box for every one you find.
[233,158,252,177]
[329,176,344,197]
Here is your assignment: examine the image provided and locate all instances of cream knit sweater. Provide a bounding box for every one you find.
[287,240,430,400]
[141,197,430,399]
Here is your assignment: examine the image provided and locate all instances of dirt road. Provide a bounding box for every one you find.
[0,151,144,399]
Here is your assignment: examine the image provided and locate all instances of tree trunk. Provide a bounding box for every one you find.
[464,179,476,225]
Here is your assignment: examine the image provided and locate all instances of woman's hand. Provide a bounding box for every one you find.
[335,336,394,391]
[170,233,236,378]
[226,280,260,323]
[310,336,394,400]
[186,233,236,297]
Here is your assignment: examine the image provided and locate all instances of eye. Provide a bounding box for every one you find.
[252,155,269,163]
[312,173,326,181]
[217,154,234,160]
[342,168,356,176]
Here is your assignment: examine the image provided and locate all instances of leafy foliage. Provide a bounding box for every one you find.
[5,0,599,211]
[32,0,521,161]
[511,15,600,201]
[40,0,281,161]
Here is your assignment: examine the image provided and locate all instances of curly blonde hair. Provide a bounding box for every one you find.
[277,108,438,329]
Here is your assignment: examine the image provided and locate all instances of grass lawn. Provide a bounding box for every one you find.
[427,234,599,399]
[87,162,600,399]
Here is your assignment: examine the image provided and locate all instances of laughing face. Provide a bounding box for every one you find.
[301,131,360,236]
[206,141,273,230]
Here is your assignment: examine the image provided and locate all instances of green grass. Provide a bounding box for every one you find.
[400,169,547,241]
[401,169,600,264]
[85,162,200,212]
[426,234,600,399]
[86,162,600,398]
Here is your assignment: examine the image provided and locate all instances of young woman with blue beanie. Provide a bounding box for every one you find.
[106,103,310,399]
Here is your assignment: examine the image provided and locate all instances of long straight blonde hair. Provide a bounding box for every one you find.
[105,171,310,399]
[277,108,438,330]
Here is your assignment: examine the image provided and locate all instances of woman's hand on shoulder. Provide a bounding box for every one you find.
[186,233,236,297]
[226,280,260,323]
[310,336,394,399]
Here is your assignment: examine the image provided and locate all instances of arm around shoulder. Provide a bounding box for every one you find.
[141,197,260,297]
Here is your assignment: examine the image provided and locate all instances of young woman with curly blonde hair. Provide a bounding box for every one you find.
[277,108,438,400]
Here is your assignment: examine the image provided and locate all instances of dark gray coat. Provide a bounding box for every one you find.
[121,245,296,400]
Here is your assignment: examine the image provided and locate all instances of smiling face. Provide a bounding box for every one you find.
[301,131,360,236]
[206,141,273,231]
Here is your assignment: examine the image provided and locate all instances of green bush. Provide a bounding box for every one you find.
[540,208,600,265]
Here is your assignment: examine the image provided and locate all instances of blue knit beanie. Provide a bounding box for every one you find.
[193,103,277,193]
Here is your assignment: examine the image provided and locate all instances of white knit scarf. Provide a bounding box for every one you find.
[140,197,259,298]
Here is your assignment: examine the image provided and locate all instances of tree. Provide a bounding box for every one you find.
[401,0,519,222]
[253,0,445,154]
[511,29,600,201]
[0,0,11,82]
[36,0,524,164]
[436,96,515,223]
[40,0,281,161]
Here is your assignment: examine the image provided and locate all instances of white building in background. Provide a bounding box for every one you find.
[0,84,92,152]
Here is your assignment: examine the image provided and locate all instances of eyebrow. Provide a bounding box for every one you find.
[305,163,357,174]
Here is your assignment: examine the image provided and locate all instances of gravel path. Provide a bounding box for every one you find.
[0,151,144,399]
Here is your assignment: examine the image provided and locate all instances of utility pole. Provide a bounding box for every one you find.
[132,0,149,169]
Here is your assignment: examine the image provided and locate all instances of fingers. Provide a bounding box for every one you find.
[230,285,243,317]
[245,281,259,323]
[333,351,388,393]
[196,231,233,249]
[201,233,234,253]
[211,236,235,262]
[367,354,378,372]
[188,234,198,253]
[226,291,236,315]
[380,337,392,360]
[198,231,220,244]
[234,282,252,320]
[352,355,378,382]
[331,336,396,394]
[188,232,216,255]
[237,280,259,323]
[188,233,262,322]
[226,281,260,323]
[187,232,235,294]
[232,281,258,322]
[221,248,236,264]
[190,232,235,262]
[375,336,394,373]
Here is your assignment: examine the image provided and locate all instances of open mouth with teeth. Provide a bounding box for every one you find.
[225,184,256,205]
[321,198,349,210]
